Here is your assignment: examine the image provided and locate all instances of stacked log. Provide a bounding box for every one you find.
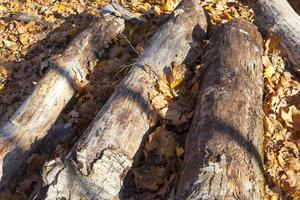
[0,15,125,191]
[254,0,300,66]
[176,20,265,199]
[38,0,208,199]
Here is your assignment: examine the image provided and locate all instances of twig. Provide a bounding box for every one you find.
[120,33,140,56]
[9,13,53,28]
[101,0,146,25]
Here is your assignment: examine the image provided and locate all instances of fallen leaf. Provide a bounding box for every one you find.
[286,157,300,171]
[151,94,168,110]
[157,78,173,98]
[133,166,167,191]
[168,64,186,89]
[268,34,281,50]
[176,145,184,157]
[147,126,177,158]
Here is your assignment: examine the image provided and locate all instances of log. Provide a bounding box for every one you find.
[253,0,300,66]
[0,15,125,190]
[176,19,265,199]
[39,1,207,199]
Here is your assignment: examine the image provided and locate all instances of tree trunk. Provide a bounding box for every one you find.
[0,15,125,190]
[38,1,207,199]
[253,0,300,66]
[176,19,265,199]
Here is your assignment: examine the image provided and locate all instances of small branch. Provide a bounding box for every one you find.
[101,0,146,25]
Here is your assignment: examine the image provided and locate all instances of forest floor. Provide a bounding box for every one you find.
[0,0,300,199]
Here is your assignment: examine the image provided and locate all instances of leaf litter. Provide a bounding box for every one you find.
[0,0,300,199]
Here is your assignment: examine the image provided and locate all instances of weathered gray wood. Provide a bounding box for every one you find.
[254,0,300,66]
[176,20,265,199]
[0,15,124,190]
[39,1,207,199]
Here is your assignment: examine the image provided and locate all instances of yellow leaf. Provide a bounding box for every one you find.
[45,15,56,23]
[211,14,222,24]
[160,0,178,12]
[151,94,168,110]
[204,5,213,13]
[19,33,30,45]
[58,4,66,12]
[264,64,276,80]
[10,3,22,13]
[0,5,7,12]
[223,11,233,20]
[157,78,172,97]
[263,55,275,87]
[169,64,186,89]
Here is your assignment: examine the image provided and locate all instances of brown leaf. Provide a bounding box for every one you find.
[26,154,46,174]
[147,127,177,158]
[268,34,281,50]
[286,157,300,171]
[133,166,167,191]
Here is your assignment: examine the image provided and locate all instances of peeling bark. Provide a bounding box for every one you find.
[0,15,125,190]
[39,1,208,199]
[176,20,265,199]
[254,0,300,66]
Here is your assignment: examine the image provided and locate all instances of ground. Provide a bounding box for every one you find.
[0,0,299,199]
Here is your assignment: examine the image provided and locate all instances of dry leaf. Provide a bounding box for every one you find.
[19,33,30,45]
[151,94,168,110]
[268,34,281,50]
[157,78,173,98]
[168,64,186,89]
[133,166,167,191]
[161,108,182,124]
[176,145,184,157]
[286,157,300,171]
[281,106,300,130]
[147,127,177,158]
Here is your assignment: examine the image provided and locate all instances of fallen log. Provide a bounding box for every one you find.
[176,19,265,199]
[253,0,300,66]
[38,0,207,199]
[0,15,125,189]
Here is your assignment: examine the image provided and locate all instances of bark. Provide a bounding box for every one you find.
[39,1,207,199]
[176,19,265,199]
[253,0,300,66]
[0,15,125,189]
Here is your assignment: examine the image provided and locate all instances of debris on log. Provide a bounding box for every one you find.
[176,19,265,199]
[253,0,300,66]
[38,0,207,199]
[0,15,125,190]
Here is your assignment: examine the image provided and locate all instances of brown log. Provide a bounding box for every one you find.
[0,15,125,189]
[38,1,208,199]
[176,19,265,199]
[253,0,300,66]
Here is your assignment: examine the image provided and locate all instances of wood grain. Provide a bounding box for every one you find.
[39,1,208,199]
[0,15,125,190]
[254,0,300,66]
[176,19,265,199]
